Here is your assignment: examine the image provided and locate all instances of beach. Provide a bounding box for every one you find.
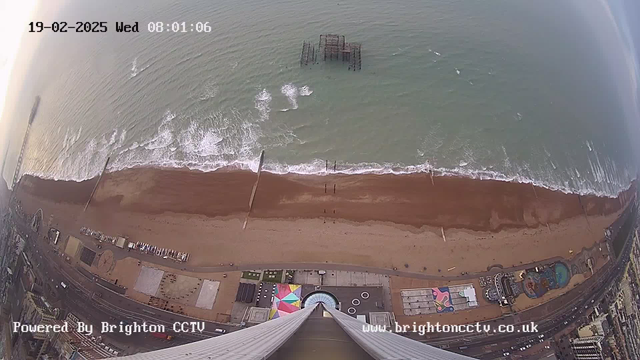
[13,167,633,275]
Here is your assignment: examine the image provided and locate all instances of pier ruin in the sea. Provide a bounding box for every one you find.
[12,96,40,190]
[300,34,362,71]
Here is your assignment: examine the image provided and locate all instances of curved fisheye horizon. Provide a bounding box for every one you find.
[0,1,639,359]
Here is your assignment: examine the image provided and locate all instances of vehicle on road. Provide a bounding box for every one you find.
[214,329,227,334]
[60,282,68,289]
[151,332,173,340]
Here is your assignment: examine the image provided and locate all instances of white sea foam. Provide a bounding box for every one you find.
[254,89,272,121]
[299,85,313,96]
[143,127,174,150]
[130,57,151,78]
[501,146,511,169]
[281,83,298,110]
[199,82,219,101]
[162,110,176,125]
[130,57,138,76]
[25,147,634,198]
[20,86,634,199]
[29,124,635,199]
[179,120,224,157]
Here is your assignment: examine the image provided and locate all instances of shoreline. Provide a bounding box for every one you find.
[24,158,634,198]
[12,166,634,276]
[17,166,634,232]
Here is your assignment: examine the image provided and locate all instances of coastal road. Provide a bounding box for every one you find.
[15,223,202,354]
[12,215,235,353]
[12,200,637,358]
[455,218,635,359]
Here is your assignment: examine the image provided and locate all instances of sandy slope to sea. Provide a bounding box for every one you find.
[14,167,633,275]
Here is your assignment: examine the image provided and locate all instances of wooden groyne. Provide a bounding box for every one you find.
[244,150,265,229]
[248,150,265,210]
[83,156,110,212]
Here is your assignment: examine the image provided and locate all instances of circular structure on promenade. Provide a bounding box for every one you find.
[97,250,115,273]
[302,291,339,309]
[347,307,357,315]
[352,298,361,306]
[361,291,370,299]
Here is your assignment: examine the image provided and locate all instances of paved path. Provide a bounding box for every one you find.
[74,229,587,281]
[12,216,234,344]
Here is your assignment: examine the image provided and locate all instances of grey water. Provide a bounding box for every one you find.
[3,0,639,196]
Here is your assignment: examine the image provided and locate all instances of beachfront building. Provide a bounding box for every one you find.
[483,272,519,306]
[113,303,474,359]
[570,336,605,360]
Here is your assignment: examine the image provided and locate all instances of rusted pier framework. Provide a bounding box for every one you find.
[300,34,362,71]
[300,41,316,66]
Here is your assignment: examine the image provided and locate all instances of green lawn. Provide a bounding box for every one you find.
[262,270,283,282]
[241,271,262,280]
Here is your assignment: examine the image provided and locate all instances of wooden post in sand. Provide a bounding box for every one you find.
[441,227,447,242]
[244,150,265,229]
[83,156,110,212]
[248,150,265,210]
[577,195,592,231]
[531,183,538,200]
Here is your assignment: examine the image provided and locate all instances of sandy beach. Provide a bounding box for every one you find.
[13,167,634,276]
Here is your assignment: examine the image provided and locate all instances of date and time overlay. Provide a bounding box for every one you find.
[29,21,212,33]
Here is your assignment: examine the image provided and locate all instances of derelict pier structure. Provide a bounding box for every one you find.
[300,34,362,71]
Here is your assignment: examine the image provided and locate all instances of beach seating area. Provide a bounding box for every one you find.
[134,241,190,263]
[80,226,121,244]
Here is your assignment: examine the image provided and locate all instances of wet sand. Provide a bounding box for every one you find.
[13,167,635,275]
[20,167,631,230]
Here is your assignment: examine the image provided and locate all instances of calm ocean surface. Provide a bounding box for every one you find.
[4,0,639,196]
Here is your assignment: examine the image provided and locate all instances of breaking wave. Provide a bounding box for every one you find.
[130,57,151,78]
[24,128,634,199]
[254,89,272,121]
[280,83,298,111]
[299,85,313,96]
[19,85,633,199]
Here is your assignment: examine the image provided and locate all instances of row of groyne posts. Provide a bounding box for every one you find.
[324,160,339,224]
[300,34,362,71]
